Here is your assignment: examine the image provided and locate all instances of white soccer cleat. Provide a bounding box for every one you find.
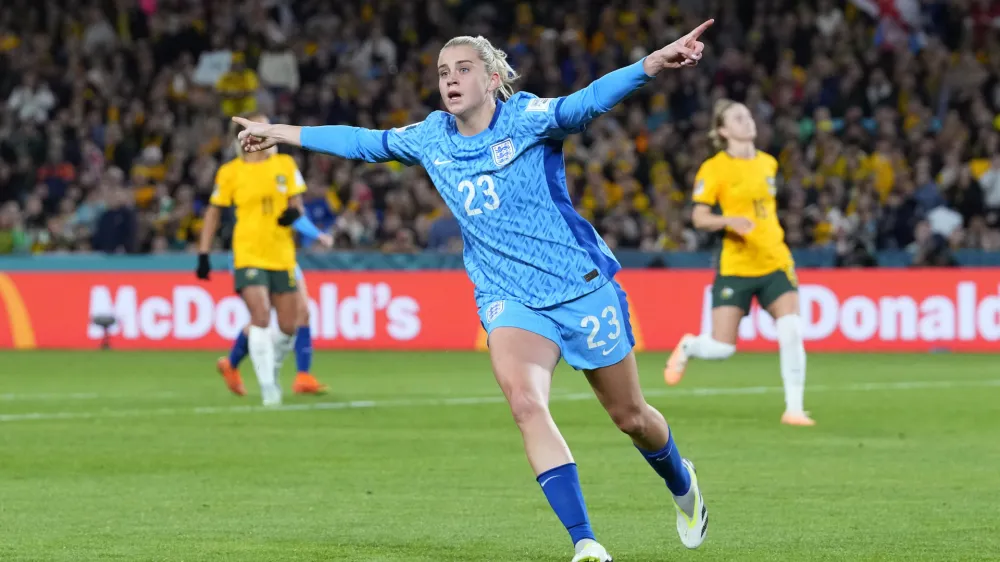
[674,458,708,549]
[571,540,613,562]
[261,385,282,408]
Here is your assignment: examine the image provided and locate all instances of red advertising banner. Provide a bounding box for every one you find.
[0,269,998,352]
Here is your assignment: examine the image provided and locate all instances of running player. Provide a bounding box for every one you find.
[233,22,713,562]
[216,259,330,397]
[664,99,813,427]
[197,113,313,407]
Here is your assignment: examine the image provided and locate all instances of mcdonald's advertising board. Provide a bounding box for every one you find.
[1,269,999,352]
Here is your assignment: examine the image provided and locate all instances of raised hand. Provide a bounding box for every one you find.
[643,19,714,75]
[232,116,279,153]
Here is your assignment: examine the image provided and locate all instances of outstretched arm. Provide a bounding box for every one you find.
[554,19,713,132]
[232,119,398,163]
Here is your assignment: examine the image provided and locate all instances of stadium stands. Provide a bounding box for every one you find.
[2,0,999,267]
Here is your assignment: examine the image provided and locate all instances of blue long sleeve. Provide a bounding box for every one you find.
[300,125,395,163]
[555,58,654,131]
[292,215,322,241]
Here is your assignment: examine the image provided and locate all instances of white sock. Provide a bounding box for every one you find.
[682,334,736,360]
[271,328,296,381]
[248,325,276,391]
[776,314,806,414]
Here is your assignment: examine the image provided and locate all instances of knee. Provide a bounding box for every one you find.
[507,390,550,428]
[608,402,648,437]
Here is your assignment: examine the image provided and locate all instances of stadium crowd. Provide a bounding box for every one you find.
[2,0,1000,267]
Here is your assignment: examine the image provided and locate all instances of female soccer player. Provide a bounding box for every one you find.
[232,23,713,562]
[664,99,814,427]
[197,114,322,407]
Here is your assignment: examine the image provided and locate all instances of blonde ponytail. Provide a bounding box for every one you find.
[443,35,520,100]
[709,98,738,152]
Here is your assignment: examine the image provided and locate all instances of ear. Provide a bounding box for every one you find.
[487,71,502,95]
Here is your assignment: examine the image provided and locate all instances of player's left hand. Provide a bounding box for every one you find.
[277,207,302,227]
[316,233,334,248]
[644,19,714,74]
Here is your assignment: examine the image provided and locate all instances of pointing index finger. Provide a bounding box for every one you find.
[686,19,715,41]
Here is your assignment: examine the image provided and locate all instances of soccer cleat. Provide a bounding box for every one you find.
[216,357,246,396]
[781,411,816,426]
[261,384,282,407]
[571,540,613,562]
[664,334,695,386]
[292,373,328,395]
[674,458,708,549]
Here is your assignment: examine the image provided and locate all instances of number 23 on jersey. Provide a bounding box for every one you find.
[457,175,500,216]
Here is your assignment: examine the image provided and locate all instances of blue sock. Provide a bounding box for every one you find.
[294,325,312,373]
[228,330,249,368]
[637,432,691,496]
[536,463,595,546]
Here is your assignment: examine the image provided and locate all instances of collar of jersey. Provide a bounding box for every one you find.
[448,99,504,143]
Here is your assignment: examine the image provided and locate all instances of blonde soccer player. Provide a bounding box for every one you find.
[197,113,329,406]
[664,99,813,427]
[230,21,714,562]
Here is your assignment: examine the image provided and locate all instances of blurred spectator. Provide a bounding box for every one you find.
[216,53,259,118]
[6,73,55,124]
[92,189,137,254]
[0,202,29,254]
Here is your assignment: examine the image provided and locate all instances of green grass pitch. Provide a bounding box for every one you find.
[1,350,998,561]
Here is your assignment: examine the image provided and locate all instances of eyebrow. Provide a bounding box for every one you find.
[438,60,475,69]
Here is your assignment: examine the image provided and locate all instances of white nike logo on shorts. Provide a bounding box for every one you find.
[602,341,622,356]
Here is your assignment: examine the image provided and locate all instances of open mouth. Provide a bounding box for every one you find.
[447,92,462,103]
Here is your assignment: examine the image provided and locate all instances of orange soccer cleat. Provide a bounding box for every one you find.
[780,411,816,427]
[292,373,329,395]
[664,334,695,386]
[216,357,246,396]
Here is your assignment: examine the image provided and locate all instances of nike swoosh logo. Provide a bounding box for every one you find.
[602,341,621,356]
[540,475,561,487]
[434,158,453,166]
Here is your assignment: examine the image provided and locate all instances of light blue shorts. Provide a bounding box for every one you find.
[228,255,304,283]
[478,280,635,371]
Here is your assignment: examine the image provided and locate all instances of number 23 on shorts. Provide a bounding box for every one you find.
[580,305,622,353]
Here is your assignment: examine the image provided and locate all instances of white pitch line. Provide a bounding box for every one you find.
[0,391,182,401]
[1,379,998,424]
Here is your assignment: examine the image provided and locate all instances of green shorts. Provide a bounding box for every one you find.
[233,267,298,294]
[711,267,797,314]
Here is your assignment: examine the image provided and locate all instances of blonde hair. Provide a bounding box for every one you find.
[442,35,520,100]
[708,98,738,152]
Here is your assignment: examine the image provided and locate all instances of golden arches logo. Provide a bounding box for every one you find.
[0,274,37,349]
[473,284,645,353]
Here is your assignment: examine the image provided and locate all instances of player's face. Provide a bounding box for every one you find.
[720,103,757,143]
[437,46,493,117]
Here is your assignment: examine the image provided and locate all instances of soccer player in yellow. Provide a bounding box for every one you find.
[664,99,814,427]
[197,113,327,406]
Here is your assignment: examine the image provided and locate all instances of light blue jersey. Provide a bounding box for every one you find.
[300,58,654,368]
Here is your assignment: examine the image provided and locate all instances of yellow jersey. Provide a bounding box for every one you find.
[692,151,793,277]
[210,154,306,271]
